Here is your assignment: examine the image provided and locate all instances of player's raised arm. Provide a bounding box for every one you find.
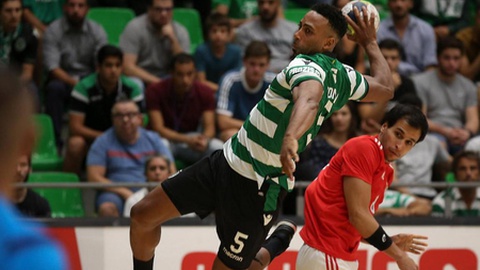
[345,6,394,102]
[280,80,324,180]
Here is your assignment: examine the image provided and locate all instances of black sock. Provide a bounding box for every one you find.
[133,256,154,270]
[262,230,292,261]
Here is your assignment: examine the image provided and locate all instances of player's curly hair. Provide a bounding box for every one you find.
[310,3,347,39]
[382,104,429,143]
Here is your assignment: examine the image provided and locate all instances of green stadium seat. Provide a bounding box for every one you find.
[32,114,63,171]
[284,8,308,24]
[173,8,204,53]
[28,172,85,218]
[87,7,135,46]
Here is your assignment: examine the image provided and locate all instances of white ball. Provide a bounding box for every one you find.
[341,0,380,35]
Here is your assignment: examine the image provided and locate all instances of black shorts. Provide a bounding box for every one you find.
[162,150,287,269]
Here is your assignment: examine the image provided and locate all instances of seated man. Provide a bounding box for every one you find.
[13,154,51,218]
[234,0,297,73]
[376,189,432,217]
[120,0,190,88]
[0,0,39,109]
[43,0,107,149]
[216,40,275,141]
[64,45,144,176]
[413,37,478,154]
[194,12,242,91]
[147,53,223,165]
[432,150,480,217]
[87,99,175,217]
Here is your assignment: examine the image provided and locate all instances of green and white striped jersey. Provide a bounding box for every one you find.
[432,188,480,217]
[223,53,369,191]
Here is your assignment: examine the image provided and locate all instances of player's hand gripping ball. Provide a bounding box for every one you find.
[342,0,380,35]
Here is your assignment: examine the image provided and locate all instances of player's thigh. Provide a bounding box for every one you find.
[214,165,280,268]
[296,244,358,270]
[160,152,220,218]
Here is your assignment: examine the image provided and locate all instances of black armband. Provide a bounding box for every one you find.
[365,225,392,251]
[133,256,154,270]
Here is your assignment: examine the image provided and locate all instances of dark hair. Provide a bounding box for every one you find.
[111,96,139,115]
[310,3,347,39]
[378,38,406,61]
[97,45,123,65]
[244,41,271,60]
[320,101,359,139]
[452,150,480,176]
[397,93,423,110]
[205,12,231,32]
[437,36,464,56]
[382,103,428,142]
[170,53,195,71]
[144,154,171,175]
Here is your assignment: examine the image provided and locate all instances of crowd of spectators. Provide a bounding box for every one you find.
[8,0,480,218]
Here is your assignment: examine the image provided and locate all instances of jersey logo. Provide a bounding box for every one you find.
[381,171,385,181]
[301,59,312,65]
[263,214,273,226]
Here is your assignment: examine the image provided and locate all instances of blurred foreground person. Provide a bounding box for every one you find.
[0,71,66,269]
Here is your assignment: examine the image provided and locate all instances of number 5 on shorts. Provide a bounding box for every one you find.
[230,232,249,254]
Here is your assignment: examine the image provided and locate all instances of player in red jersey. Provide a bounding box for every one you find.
[297,104,429,270]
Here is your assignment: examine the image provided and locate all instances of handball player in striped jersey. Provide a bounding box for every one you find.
[131,3,395,270]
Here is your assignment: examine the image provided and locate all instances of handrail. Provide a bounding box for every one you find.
[16,181,480,219]
[16,181,480,189]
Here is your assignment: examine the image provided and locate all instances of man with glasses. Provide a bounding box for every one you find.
[120,0,190,88]
[86,99,175,217]
[63,45,144,176]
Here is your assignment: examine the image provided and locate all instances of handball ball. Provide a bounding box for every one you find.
[341,0,380,35]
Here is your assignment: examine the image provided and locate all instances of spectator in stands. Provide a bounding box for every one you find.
[87,99,174,217]
[413,0,476,40]
[43,0,107,151]
[295,102,360,181]
[432,150,480,217]
[63,45,144,176]
[22,0,64,35]
[359,39,418,134]
[234,0,297,73]
[393,94,452,200]
[147,53,223,166]
[123,154,170,217]
[332,0,366,74]
[216,41,275,141]
[376,189,432,216]
[413,37,478,154]
[0,0,39,110]
[457,6,480,83]
[377,0,437,76]
[12,154,51,218]
[194,12,242,92]
[212,0,257,28]
[120,0,190,88]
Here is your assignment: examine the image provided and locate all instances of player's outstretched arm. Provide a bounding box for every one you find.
[280,80,324,180]
[345,6,394,103]
[344,177,419,270]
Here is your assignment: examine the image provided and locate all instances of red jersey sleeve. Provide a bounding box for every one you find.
[197,82,215,111]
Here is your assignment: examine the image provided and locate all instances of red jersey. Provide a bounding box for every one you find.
[300,135,394,261]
